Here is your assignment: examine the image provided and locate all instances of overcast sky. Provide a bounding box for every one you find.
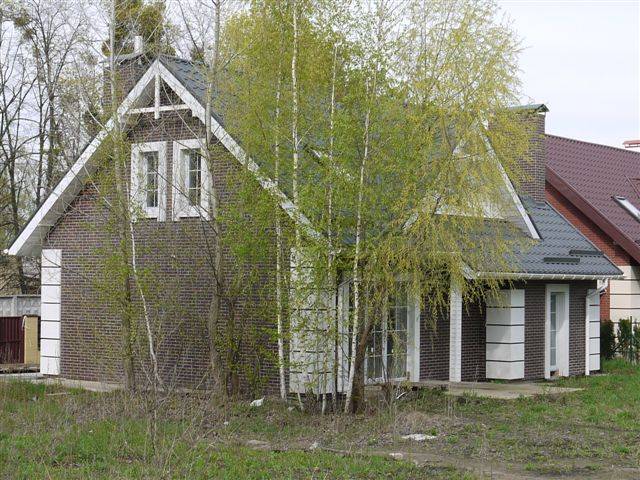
[497,0,640,148]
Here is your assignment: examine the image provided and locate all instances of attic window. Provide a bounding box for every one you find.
[613,195,640,222]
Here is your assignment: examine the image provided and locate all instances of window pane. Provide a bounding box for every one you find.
[143,151,158,208]
[187,149,202,207]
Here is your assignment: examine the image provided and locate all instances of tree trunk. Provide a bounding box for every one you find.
[110,0,135,391]
[205,0,226,394]
[274,45,287,401]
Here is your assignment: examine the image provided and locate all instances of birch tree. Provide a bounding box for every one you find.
[221,0,532,413]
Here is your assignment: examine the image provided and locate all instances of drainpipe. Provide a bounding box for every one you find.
[597,279,609,295]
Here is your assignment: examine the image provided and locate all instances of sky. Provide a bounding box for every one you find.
[497,0,640,148]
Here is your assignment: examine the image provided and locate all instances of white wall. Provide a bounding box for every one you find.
[609,266,640,326]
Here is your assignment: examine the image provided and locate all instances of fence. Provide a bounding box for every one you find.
[0,317,24,364]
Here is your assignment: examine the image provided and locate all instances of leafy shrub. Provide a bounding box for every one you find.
[601,319,616,360]
[618,318,634,362]
[615,318,640,364]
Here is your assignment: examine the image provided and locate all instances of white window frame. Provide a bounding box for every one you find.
[172,138,211,220]
[545,284,570,379]
[364,281,420,384]
[130,141,167,221]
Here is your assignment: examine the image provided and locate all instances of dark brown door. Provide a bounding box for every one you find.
[0,317,24,364]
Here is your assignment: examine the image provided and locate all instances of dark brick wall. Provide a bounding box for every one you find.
[419,299,449,381]
[461,298,486,382]
[569,281,589,376]
[102,55,151,111]
[523,282,545,379]
[45,106,282,394]
[520,280,595,379]
[446,281,596,382]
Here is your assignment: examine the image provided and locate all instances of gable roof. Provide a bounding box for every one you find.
[546,134,640,265]
[6,56,319,257]
[467,198,622,280]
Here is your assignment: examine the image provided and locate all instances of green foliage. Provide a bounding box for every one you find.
[600,319,616,360]
[617,318,640,363]
[103,0,175,56]
[219,0,534,401]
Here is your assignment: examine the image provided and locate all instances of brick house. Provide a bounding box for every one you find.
[546,136,640,328]
[5,51,621,394]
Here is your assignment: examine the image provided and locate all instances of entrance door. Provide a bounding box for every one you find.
[547,286,569,377]
[366,286,409,382]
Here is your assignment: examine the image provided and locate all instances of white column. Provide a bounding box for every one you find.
[586,289,600,373]
[485,289,525,380]
[40,249,62,375]
[449,280,462,382]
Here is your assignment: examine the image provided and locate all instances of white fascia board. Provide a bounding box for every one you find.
[7,63,159,257]
[498,162,540,240]
[156,62,321,240]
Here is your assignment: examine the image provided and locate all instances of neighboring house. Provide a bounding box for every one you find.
[4,48,621,394]
[546,136,640,328]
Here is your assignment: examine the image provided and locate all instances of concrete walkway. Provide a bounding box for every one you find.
[411,380,581,399]
[0,372,121,392]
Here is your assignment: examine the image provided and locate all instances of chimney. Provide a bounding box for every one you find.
[133,35,144,55]
[623,140,640,149]
[102,36,150,111]
[518,104,548,203]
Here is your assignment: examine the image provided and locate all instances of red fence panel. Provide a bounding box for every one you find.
[0,317,24,364]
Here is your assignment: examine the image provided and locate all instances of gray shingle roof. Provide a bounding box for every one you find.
[159,56,621,279]
[509,199,622,277]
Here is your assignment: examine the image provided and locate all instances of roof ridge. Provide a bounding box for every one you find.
[546,134,640,157]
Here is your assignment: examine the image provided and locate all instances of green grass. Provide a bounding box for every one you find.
[0,381,476,479]
[1,360,639,478]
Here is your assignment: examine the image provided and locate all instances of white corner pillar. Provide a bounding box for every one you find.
[586,289,600,374]
[40,249,61,375]
[486,289,525,380]
[449,280,462,382]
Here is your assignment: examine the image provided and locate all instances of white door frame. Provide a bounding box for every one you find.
[545,284,570,379]
[364,283,420,384]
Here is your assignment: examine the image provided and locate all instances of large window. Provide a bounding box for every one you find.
[131,142,167,220]
[172,139,211,220]
[365,283,414,383]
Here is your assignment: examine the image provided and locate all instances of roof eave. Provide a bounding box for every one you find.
[472,271,623,281]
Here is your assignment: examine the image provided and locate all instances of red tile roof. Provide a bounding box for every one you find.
[546,134,640,264]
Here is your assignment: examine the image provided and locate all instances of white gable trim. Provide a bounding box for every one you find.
[498,162,540,240]
[156,61,320,240]
[6,59,319,257]
[6,63,159,257]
